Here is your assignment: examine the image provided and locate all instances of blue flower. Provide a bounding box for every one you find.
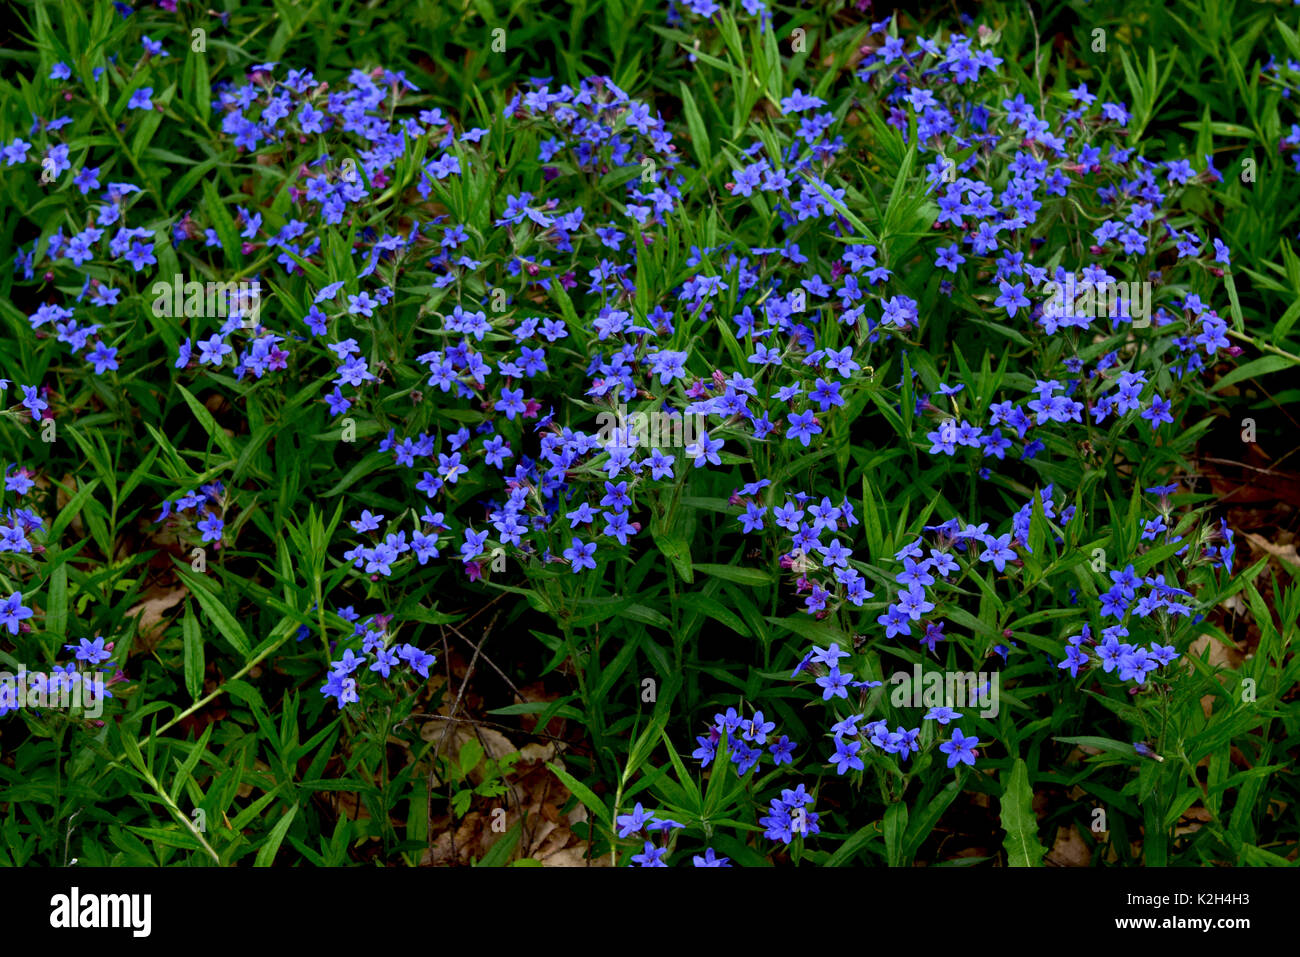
[616,802,652,838]
[65,636,112,664]
[692,848,731,867]
[631,841,668,867]
[939,728,980,769]
[829,737,864,774]
[563,537,598,572]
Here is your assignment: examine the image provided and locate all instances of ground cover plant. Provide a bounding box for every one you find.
[0,0,1296,868]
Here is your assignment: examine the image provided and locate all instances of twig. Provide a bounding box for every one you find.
[63,809,83,867]
[413,713,581,749]
[432,611,500,763]
[445,619,526,705]
[429,610,500,862]
[1023,0,1044,115]
[1199,453,1300,477]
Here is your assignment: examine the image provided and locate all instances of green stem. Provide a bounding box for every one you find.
[1227,329,1300,365]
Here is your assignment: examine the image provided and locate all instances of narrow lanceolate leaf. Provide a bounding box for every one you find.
[182,604,205,702]
[175,382,239,461]
[652,528,694,583]
[1000,758,1047,867]
[549,763,612,829]
[254,805,299,867]
[678,81,710,170]
[46,564,68,641]
[475,817,523,867]
[883,801,908,867]
[177,568,252,660]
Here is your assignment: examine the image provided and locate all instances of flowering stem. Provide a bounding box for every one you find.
[1226,329,1300,365]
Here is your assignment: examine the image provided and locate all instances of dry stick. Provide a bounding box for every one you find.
[526,771,550,858]
[413,714,581,748]
[1199,451,1300,476]
[1023,0,1045,116]
[463,715,526,856]
[450,591,508,631]
[433,611,499,760]
[1187,444,1300,508]
[507,759,569,859]
[1184,473,1270,509]
[1222,370,1300,433]
[63,808,83,867]
[444,625,527,837]
[430,628,455,861]
[430,610,500,861]
[415,714,590,860]
[445,619,527,705]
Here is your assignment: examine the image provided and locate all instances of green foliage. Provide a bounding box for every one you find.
[0,0,1295,868]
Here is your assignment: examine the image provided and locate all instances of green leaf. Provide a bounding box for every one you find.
[884,802,908,866]
[459,738,484,777]
[177,568,252,660]
[1053,735,1138,755]
[475,816,523,867]
[1212,355,1296,392]
[200,177,243,268]
[549,762,612,829]
[182,605,205,702]
[1222,270,1245,333]
[904,779,961,862]
[254,805,298,867]
[49,478,101,541]
[46,564,68,641]
[487,700,584,721]
[824,823,880,866]
[691,563,772,586]
[882,133,918,240]
[678,592,749,637]
[1000,758,1046,867]
[175,383,238,461]
[593,636,640,701]
[659,731,702,809]
[622,712,670,788]
[652,528,694,583]
[678,81,711,170]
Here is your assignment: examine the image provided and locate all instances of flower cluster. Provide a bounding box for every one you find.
[791,645,982,775]
[1054,483,1231,683]
[758,782,820,845]
[318,606,436,708]
[157,482,228,546]
[2,383,53,425]
[614,801,687,866]
[0,507,43,554]
[0,3,1269,866]
[690,705,799,774]
[681,706,818,852]
[0,630,121,719]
